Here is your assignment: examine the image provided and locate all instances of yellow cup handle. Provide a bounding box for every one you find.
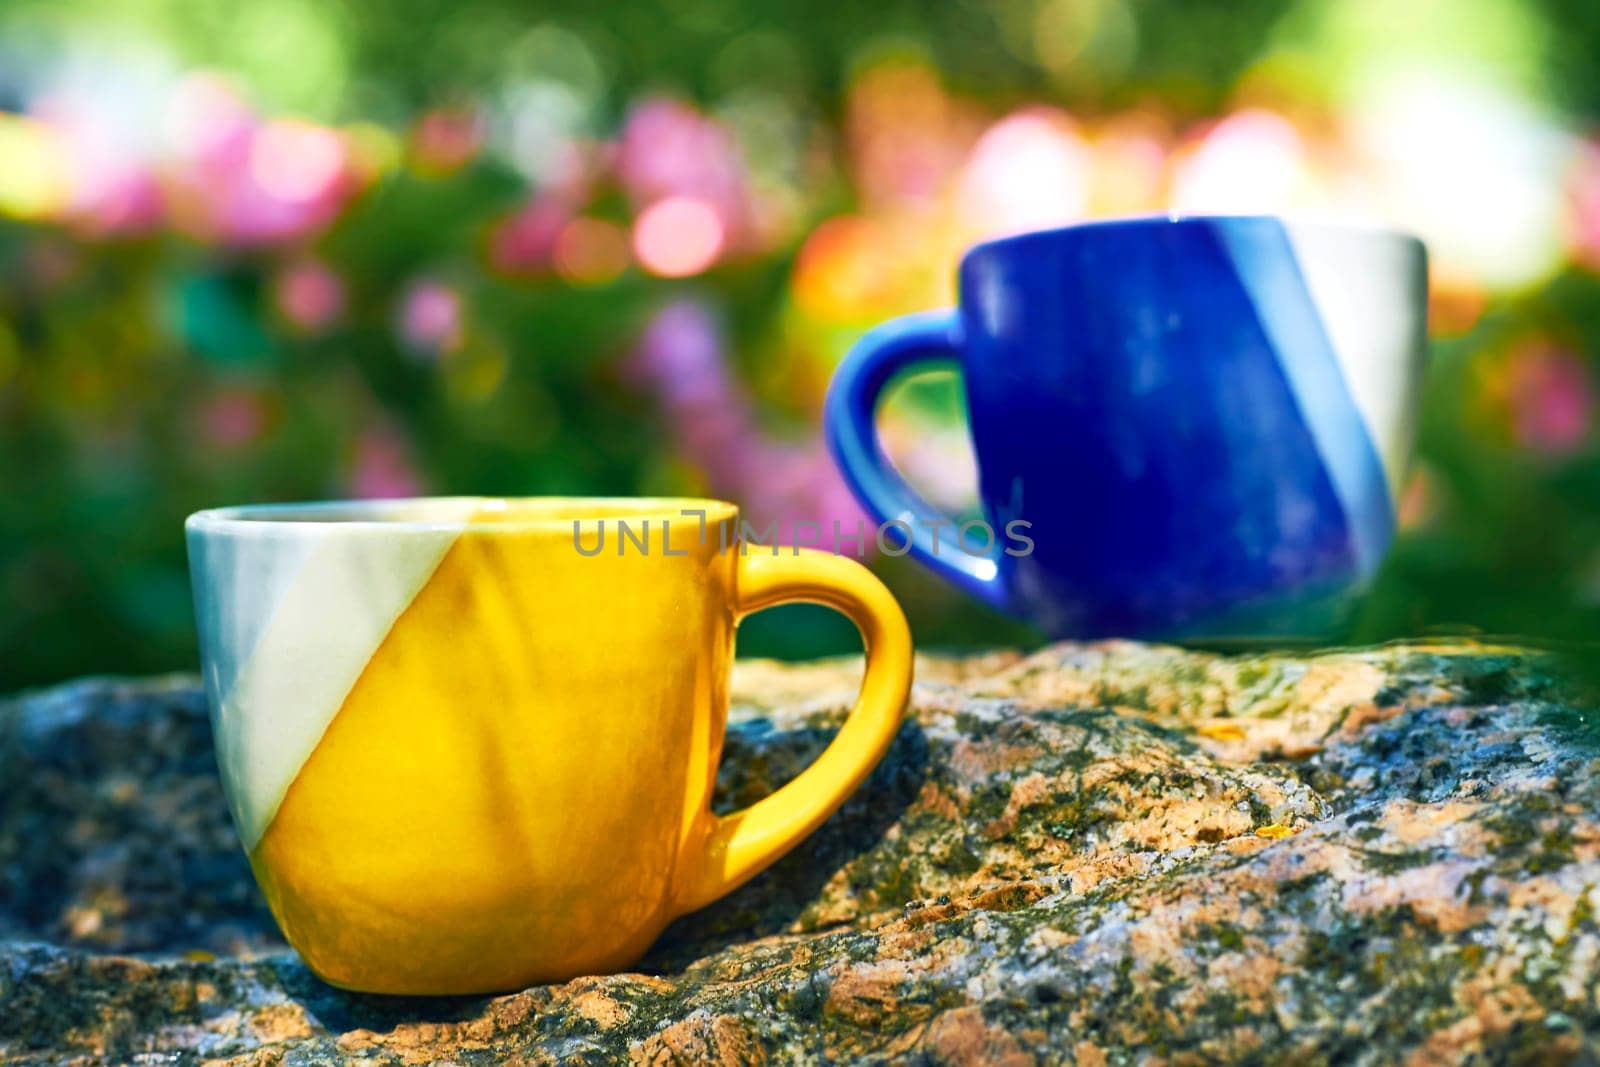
[675,549,914,915]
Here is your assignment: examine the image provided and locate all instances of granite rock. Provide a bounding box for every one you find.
[1,641,1598,1064]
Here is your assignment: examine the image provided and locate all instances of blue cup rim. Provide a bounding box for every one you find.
[962,213,1426,265]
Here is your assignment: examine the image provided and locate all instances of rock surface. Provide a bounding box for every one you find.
[2,641,1599,1064]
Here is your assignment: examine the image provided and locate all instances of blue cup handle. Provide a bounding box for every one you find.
[824,309,1007,609]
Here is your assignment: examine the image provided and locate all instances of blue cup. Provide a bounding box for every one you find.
[825,215,1428,642]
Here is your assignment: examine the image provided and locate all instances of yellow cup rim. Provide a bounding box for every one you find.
[185,496,740,535]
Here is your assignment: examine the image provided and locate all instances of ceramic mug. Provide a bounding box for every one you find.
[825,215,1428,642]
[186,497,913,994]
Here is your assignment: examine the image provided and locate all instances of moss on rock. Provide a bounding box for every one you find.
[2,641,1598,1063]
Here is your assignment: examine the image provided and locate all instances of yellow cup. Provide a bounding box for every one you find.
[185,497,913,994]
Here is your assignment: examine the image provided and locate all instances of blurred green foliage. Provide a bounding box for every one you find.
[2,0,1600,690]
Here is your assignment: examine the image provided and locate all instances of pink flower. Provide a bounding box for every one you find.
[22,90,164,234]
[617,98,751,261]
[628,300,870,549]
[1568,139,1600,273]
[488,195,573,275]
[196,388,268,449]
[274,260,345,333]
[397,279,464,356]
[410,107,483,176]
[619,99,738,203]
[164,76,357,247]
[1506,344,1594,456]
[75,166,164,235]
[349,424,424,499]
[166,74,257,176]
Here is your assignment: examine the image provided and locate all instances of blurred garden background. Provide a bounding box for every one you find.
[3,0,1600,688]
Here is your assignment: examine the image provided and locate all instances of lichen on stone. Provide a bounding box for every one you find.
[2,640,1598,1063]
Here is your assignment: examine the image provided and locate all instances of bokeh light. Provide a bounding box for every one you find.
[397,280,465,356]
[554,218,629,285]
[1170,109,1316,215]
[274,259,345,333]
[957,109,1091,237]
[0,114,69,220]
[250,120,346,204]
[633,196,725,277]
